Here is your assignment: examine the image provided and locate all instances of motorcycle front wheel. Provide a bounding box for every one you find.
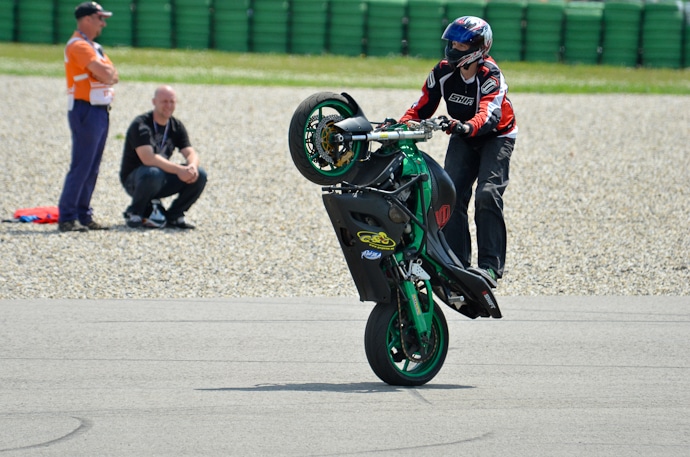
[364,299,449,386]
[288,92,364,185]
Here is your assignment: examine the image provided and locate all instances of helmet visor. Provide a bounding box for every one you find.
[442,23,477,44]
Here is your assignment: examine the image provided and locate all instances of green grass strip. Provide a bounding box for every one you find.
[1,43,688,94]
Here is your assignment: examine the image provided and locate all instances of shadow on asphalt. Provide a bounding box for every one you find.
[196,382,474,393]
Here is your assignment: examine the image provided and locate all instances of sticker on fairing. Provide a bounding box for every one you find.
[482,291,497,309]
[357,231,396,251]
[361,249,382,260]
[435,204,451,228]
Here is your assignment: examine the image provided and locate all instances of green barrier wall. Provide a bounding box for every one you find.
[601,0,643,67]
[446,0,486,22]
[406,0,446,59]
[56,0,77,43]
[290,0,329,54]
[3,0,689,69]
[641,0,684,68]
[329,0,367,56]
[17,0,54,44]
[213,0,250,52]
[524,0,566,63]
[251,0,290,53]
[174,0,211,50]
[485,0,525,62]
[563,1,604,65]
[0,0,15,42]
[367,0,406,56]
[135,0,172,49]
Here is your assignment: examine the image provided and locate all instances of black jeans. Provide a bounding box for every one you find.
[442,135,514,278]
[124,166,208,220]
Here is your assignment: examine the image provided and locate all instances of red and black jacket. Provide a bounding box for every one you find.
[400,56,517,139]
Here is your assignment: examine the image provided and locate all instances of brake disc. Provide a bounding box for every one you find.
[309,114,346,165]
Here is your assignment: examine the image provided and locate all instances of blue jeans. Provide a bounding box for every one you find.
[58,101,109,224]
[123,166,207,220]
[442,135,514,278]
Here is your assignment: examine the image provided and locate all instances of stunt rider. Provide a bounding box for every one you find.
[399,16,517,283]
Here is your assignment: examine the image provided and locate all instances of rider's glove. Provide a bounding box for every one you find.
[377,118,397,129]
[443,119,471,136]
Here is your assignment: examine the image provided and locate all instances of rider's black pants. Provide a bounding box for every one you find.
[442,134,514,278]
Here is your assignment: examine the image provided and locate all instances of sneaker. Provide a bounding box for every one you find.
[167,216,195,229]
[146,200,167,227]
[468,266,498,288]
[126,215,143,228]
[84,221,109,230]
[142,217,166,229]
[58,220,87,232]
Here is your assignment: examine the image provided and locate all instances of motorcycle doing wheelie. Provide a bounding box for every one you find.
[288,92,502,386]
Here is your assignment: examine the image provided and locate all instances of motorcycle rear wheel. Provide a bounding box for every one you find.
[288,92,364,185]
[364,299,449,386]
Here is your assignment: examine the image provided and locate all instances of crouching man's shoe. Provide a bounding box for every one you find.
[126,215,143,228]
[167,216,195,229]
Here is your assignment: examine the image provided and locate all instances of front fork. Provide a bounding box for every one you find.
[396,259,434,343]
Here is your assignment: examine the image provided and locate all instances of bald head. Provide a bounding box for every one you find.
[153,85,175,100]
[152,85,177,124]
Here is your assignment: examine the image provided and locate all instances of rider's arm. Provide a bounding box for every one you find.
[463,61,509,137]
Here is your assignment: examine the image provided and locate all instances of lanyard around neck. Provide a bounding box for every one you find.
[77,30,104,57]
[153,120,170,153]
[77,30,91,44]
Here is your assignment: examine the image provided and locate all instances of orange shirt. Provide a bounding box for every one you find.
[64,31,115,107]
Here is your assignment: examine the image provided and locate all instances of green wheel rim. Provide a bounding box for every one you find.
[385,309,446,379]
[302,100,363,179]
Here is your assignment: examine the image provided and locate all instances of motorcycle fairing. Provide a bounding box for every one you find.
[348,153,405,188]
[422,152,456,229]
[334,93,373,134]
[424,231,502,319]
[322,191,408,303]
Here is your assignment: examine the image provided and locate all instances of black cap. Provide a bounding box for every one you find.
[74,2,112,19]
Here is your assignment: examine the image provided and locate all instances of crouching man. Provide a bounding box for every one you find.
[120,85,207,229]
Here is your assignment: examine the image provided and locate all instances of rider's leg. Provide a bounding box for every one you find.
[442,136,479,268]
[474,137,514,278]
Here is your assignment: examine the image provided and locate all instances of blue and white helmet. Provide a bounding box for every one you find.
[442,16,493,68]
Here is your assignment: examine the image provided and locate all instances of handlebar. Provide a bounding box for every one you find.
[332,117,448,144]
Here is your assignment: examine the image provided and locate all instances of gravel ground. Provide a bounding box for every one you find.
[1,75,689,299]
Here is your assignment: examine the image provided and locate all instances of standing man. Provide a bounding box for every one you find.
[120,85,207,229]
[58,2,118,232]
[399,16,517,285]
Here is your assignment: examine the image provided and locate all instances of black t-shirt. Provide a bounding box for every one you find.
[120,111,192,184]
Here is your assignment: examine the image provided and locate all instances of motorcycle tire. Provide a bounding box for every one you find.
[288,92,364,185]
[364,299,449,386]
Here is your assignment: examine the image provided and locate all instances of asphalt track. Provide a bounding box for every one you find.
[1,296,688,456]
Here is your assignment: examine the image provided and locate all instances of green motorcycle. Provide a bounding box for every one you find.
[289,92,502,386]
